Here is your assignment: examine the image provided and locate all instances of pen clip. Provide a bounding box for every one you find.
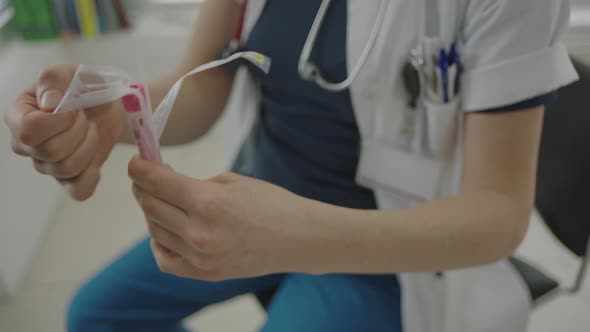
[448,42,462,95]
[438,49,449,104]
[448,42,457,66]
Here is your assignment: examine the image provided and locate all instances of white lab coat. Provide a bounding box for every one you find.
[222,0,579,331]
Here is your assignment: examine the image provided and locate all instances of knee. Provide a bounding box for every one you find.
[66,282,110,332]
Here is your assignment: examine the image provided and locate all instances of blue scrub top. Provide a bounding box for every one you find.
[244,0,377,209]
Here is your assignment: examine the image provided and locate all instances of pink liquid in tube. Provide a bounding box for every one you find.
[122,85,163,164]
[123,85,177,256]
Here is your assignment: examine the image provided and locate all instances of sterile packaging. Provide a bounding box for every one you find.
[52,52,271,163]
[53,64,135,114]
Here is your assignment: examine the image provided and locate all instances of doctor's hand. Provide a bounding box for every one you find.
[128,155,315,281]
[4,64,125,201]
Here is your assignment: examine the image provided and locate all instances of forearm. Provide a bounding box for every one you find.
[292,191,531,275]
[289,107,543,275]
[160,0,240,145]
[120,0,240,146]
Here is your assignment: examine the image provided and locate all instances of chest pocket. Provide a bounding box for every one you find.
[357,99,462,203]
[356,2,463,203]
[423,98,461,159]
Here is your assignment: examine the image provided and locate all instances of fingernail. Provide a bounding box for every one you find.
[40,90,63,110]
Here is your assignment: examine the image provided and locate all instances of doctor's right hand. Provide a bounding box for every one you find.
[4,64,125,201]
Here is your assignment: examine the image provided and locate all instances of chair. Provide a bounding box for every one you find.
[509,56,590,307]
[254,57,590,310]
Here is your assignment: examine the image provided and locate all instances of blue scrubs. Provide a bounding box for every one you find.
[247,1,377,210]
[66,0,556,331]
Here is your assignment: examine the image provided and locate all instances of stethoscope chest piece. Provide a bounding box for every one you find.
[403,49,424,109]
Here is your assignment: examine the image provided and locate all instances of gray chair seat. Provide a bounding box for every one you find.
[509,257,560,302]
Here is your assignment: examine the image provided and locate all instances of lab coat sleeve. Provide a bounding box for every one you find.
[459,0,579,111]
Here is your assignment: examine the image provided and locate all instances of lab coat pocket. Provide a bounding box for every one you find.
[357,140,444,202]
[423,97,460,159]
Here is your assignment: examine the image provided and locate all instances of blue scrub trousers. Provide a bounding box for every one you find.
[67,237,402,332]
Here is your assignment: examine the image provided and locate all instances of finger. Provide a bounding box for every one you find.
[209,172,243,184]
[133,184,189,235]
[128,155,197,208]
[36,64,77,111]
[149,238,190,273]
[33,123,98,179]
[5,91,78,147]
[4,90,37,132]
[59,164,101,202]
[27,111,89,162]
[146,221,189,258]
[10,135,30,157]
[20,110,79,147]
[154,240,180,258]
[150,239,216,279]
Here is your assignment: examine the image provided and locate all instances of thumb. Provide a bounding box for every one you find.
[35,64,78,111]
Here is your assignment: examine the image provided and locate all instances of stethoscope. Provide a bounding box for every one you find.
[300,0,422,110]
[225,0,389,92]
[298,0,390,92]
[225,0,423,103]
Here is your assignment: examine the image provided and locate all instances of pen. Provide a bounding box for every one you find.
[438,48,449,104]
[448,43,456,66]
[448,42,462,94]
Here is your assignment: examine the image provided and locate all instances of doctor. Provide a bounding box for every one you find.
[4,0,579,331]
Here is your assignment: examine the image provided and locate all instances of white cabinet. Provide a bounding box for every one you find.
[0,42,68,298]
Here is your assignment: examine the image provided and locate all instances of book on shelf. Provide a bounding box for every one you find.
[75,0,99,37]
[9,0,136,41]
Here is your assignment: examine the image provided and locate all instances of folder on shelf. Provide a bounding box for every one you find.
[97,0,120,32]
[34,0,59,39]
[50,0,72,36]
[64,0,80,34]
[10,0,33,39]
[94,0,105,33]
[75,0,99,37]
[12,0,57,40]
[11,0,132,40]
[113,0,130,29]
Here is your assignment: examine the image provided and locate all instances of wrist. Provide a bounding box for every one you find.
[277,197,359,275]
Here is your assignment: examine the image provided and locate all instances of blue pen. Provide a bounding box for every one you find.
[448,42,462,94]
[438,48,449,103]
[448,43,457,66]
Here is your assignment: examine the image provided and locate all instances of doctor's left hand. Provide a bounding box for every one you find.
[128,155,313,281]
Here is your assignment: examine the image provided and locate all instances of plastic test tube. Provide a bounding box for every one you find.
[121,84,163,164]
